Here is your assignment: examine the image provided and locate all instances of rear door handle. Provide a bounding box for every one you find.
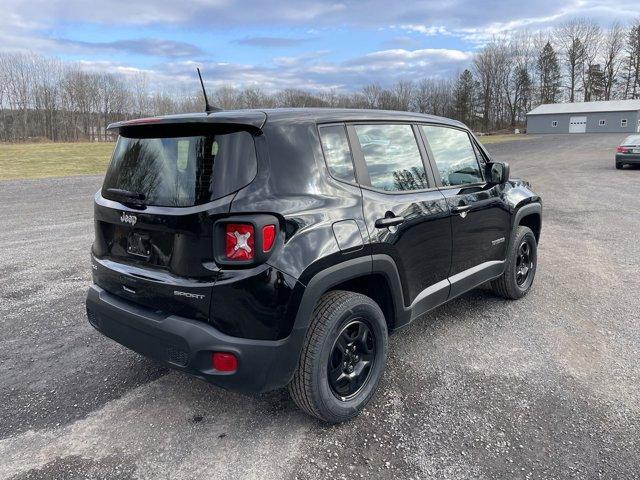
[375,216,405,229]
[451,205,471,214]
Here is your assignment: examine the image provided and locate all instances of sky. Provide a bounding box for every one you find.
[1,0,639,92]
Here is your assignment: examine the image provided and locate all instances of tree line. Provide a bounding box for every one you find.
[1,18,639,142]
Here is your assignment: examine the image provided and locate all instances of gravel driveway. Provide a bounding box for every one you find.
[1,133,639,479]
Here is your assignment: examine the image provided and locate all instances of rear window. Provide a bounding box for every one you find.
[623,135,640,145]
[102,127,257,207]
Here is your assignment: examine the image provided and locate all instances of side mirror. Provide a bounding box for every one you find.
[486,162,510,185]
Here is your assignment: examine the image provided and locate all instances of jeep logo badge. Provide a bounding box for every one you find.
[120,212,137,226]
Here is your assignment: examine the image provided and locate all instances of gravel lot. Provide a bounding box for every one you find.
[1,133,639,479]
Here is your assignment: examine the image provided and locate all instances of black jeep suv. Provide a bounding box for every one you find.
[86,108,541,423]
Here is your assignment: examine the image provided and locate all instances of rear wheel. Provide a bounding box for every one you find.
[288,290,388,423]
[616,162,623,169]
[491,226,537,300]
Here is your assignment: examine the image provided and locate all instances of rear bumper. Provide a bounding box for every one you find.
[616,154,640,164]
[86,284,306,394]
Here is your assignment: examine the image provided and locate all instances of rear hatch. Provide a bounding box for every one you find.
[620,135,640,155]
[91,120,260,320]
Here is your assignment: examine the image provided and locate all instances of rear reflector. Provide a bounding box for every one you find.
[212,352,238,372]
[262,225,276,252]
[225,223,254,260]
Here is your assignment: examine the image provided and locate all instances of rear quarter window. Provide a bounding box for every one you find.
[318,125,356,182]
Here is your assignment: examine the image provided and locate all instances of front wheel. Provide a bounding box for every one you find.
[491,226,537,300]
[288,290,388,423]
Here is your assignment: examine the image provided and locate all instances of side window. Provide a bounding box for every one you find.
[471,140,488,167]
[353,124,428,191]
[318,125,356,182]
[421,125,483,187]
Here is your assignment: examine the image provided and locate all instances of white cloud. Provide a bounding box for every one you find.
[1,0,637,92]
[398,25,452,36]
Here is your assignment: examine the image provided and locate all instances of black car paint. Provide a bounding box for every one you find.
[87,108,541,394]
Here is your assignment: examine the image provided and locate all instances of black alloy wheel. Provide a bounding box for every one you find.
[491,225,537,300]
[327,319,376,401]
[516,238,535,287]
[289,290,388,423]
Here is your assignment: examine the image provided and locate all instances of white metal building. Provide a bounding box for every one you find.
[526,100,640,134]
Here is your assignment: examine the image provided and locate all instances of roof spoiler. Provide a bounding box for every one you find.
[106,111,267,132]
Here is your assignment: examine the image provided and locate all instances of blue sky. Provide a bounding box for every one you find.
[1,0,638,92]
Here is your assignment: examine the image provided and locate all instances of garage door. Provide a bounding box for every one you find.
[569,116,587,133]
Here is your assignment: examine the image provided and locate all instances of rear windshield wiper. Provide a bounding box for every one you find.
[105,188,146,201]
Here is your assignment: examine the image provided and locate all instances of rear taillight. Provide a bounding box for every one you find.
[262,225,276,252]
[225,223,254,260]
[215,216,279,266]
[617,146,630,153]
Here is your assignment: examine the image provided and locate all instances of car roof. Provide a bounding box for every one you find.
[107,108,466,131]
[260,108,465,127]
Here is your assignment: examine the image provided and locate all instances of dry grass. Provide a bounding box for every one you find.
[0,134,534,181]
[477,134,535,145]
[0,142,114,180]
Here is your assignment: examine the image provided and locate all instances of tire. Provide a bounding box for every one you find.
[616,162,623,170]
[288,290,388,423]
[491,225,537,300]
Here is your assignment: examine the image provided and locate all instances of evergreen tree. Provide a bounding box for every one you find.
[514,66,532,123]
[537,42,561,104]
[453,69,475,127]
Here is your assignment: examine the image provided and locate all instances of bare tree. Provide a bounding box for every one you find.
[2,20,640,144]
[554,19,599,102]
[361,84,383,108]
[602,22,625,100]
[579,21,602,101]
[474,45,495,131]
[623,21,640,99]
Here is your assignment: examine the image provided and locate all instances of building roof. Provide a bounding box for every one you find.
[108,108,465,131]
[527,99,640,116]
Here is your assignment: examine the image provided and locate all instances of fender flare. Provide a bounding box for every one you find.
[510,202,542,249]
[292,254,408,333]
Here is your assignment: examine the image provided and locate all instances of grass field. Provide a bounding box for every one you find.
[477,134,534,144]
[0,134,533,180]
[0,142,115,180]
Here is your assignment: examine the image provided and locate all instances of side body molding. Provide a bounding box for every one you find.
[293,253,511,340]
[293,254,453,335]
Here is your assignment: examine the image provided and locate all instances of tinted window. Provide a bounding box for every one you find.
[319,125,356,182]
[103,129,256,207]
[421,126,483,186]
[354,124,427,191]
[623,135,640,145]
